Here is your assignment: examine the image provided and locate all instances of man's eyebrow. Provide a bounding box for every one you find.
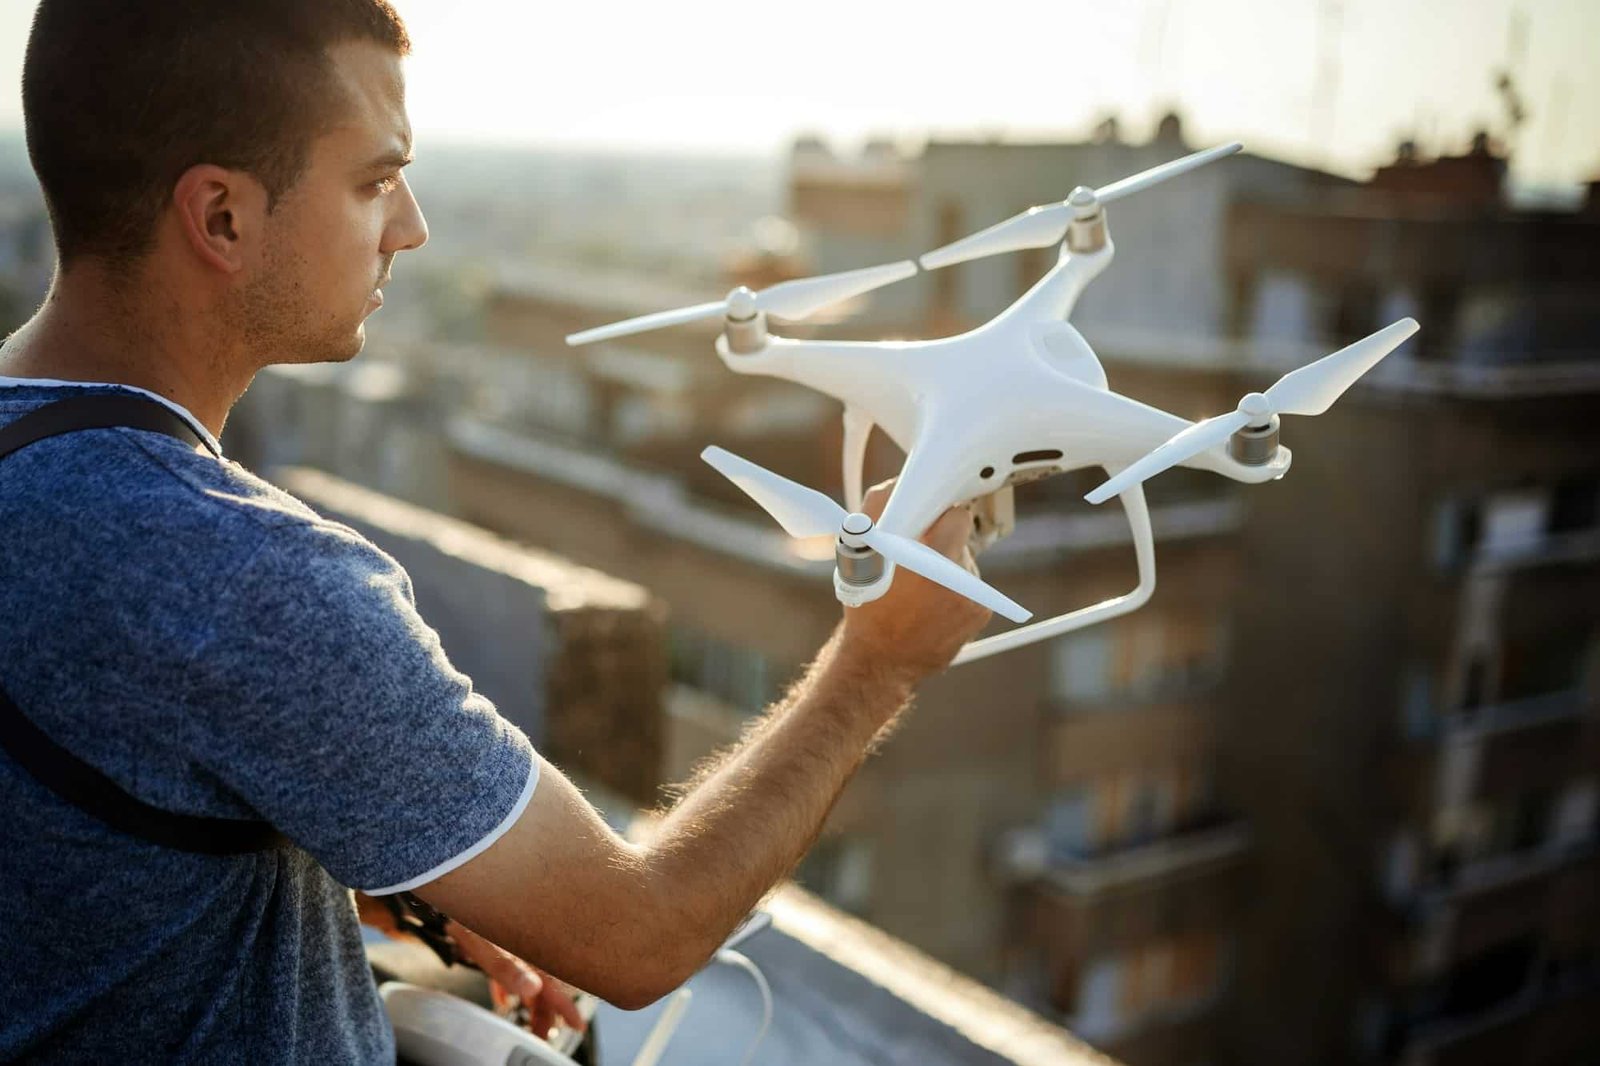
[362,145,414,171]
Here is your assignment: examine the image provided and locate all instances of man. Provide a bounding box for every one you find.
[0,2,992,1063]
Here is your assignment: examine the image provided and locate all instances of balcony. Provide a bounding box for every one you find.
[999,821,1248,951]
[997,823,1244,1066]
[1396,967,1600,1066]
[1427,689,1598,803]
[1469,526,1600,573]
[1455,688,1595,738]
[1031,821,1249,899]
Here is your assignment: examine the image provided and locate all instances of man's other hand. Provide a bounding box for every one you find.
[447,919,587,1041]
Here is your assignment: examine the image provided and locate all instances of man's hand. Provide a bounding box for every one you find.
[836,479,994,687]
[447,919,587,1041]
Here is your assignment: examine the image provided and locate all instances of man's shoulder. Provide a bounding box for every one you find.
[107,431,406,604]
[0,390,394,593]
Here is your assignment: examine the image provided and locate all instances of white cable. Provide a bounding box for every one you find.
[630,987,693,1066]
[714,948,772,1066]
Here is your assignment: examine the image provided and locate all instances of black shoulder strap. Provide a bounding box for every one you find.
[0,390,215,460]
[0,392,283,855]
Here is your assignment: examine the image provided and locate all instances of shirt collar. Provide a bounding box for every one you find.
[0,375,223,457]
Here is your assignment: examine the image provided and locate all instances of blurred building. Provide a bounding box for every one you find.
[785,119,1600,1066]
[782,117,1359,1065]
[1218,142,1600,1066]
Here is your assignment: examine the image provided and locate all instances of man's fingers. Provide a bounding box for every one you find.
[861,478,896,521]
[923,505,976,557]
[545,982,587,1031]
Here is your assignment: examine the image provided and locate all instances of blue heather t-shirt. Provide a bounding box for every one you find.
[0,380,539,1064]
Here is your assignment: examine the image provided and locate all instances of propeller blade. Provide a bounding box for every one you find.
[1264,318,1419,416]
[918,143,1242,271]
[918,204,1072,270]
[565,300,729,347]
[1093,142,1243,203]
[567,261,917,346]
[1084,410,1252,504]
[700,446,844,540]
[863,529,1033,623]
[757,261,918,320]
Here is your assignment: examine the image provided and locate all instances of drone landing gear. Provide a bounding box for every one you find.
[951,480,1156,666]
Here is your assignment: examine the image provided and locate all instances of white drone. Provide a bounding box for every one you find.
[567,142,1419,665]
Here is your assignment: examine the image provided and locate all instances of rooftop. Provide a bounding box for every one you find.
[595,883,1115,1066]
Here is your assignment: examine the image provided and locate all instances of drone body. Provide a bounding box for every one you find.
[709,240,1288,542]
[568,143,1419,664]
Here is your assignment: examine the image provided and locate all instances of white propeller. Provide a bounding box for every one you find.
[1085,318,1420,504]
[701,446,1032,624]
[919,142,1243,270]
[565,260,918,347]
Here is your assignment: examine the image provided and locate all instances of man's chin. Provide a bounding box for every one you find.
[263,328,366,369]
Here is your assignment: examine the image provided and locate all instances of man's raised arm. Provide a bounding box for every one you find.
[412,490,992,1008]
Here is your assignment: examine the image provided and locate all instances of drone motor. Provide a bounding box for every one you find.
[1228,414,1281,466]
[722,287,768,356]
[834,539,885,588]
[1065,187,1108,255]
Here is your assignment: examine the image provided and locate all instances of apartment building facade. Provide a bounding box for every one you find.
[1216,148,1600,1066]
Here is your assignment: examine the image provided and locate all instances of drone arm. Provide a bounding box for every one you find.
[951,474,1156,666]
[998,240,1114,326]
[841,406,873,512]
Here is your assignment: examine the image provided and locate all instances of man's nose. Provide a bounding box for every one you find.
[386,172,428,253]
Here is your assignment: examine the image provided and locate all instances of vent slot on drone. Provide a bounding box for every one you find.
[1012,449,1064,465]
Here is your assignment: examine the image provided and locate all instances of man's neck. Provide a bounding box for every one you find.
[0,263,244,440]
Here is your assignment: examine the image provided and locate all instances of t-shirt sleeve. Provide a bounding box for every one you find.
[180,518,538,893]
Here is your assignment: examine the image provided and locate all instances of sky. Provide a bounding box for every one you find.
[0,0,1595,185]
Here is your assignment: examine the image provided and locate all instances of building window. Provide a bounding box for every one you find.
[1050,614,1227,708]
[795,835,874,916]
[1480,488,1548,555]
[668,625,783,715]
[1074,956,1123,1038]
[1079,768,1185,854]
[1125,774,1177,847]
[932,201,964,322]
[1382,829,1420,903]
[1044,786,1096,860]
[1400,664,1439,739]
[1072,931,1230,1041]
[1550,779,1599,849]
[1548,474,1600,534]
[1017,245,1050,299]
[1499,628,1592,703]
[1050,629,1113,702]
[1431,478,1597,569]
[1432,497,1480,569]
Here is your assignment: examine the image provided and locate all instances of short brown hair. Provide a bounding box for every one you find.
[22,0,411,266]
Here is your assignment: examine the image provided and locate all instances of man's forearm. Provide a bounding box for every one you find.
[418,498,988,1008]
[636,624,913,974]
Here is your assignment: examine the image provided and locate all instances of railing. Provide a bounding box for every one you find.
[1444,688,1590,741]
[998,820,1249,894]
[1469,525,1600,571]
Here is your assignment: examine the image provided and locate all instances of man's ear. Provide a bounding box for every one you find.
[172,164,270,274]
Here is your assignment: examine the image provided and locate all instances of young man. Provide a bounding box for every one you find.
[0,2,992,1062]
